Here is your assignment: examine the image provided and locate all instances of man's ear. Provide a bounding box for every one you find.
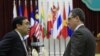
[16,24,21,29]
[75,16,80,22]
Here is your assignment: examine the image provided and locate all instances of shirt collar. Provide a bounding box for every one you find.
[15,29,24,41]
[74,23,84,31]
[15,29,28,55]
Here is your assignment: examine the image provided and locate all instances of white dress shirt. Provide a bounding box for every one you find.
[74,24,84,31]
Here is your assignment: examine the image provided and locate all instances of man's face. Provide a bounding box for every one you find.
[19,19,30,36]
[68,13,77,31]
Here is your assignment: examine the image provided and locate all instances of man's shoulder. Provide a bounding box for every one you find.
[6,30,17,35]
[76,26,89,33]
[75,26,95,39]
[3,30,18,38]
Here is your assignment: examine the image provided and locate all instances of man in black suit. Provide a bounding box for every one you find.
[0,16,30,56]
[63,8,96,56]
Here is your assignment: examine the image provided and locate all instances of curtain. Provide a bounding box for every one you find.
[0,0,13,39]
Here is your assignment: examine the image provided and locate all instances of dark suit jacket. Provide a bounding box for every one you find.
[63,26,96,56]
[0,30,27,56]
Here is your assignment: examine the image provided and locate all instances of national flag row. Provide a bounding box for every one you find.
[13,0,73,40]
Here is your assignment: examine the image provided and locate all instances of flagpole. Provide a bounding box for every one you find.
[54,39,56,56]
[48,38,50,56]
[13,0,17,18]
[64,38,67,51]
[59,39,61,56]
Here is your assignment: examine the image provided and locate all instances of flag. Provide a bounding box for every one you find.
[68,2,71,16]
[61,3,68,39]
[24,0,28,18]
[30,0,40,40]
[46,1,52,39]
[34,0,40,39]
[29,1,40,52]
[18,0,22,16]
[52,10,62,39]
[52,4,62,39]
[51,2,61,39]
[47,13,53,39]
[30,0,39,37]
[30,0,35,39]
[51,4,59,24]
[40,1,47,39]
[13,0,17,18]
[57,11,62,39]
[46,1,53,39]
[52,17,57,39]
[67,3,73,37]
[68,27,73,37]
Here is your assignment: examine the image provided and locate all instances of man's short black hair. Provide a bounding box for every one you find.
[71,8,85,23]
[12,16,27,29]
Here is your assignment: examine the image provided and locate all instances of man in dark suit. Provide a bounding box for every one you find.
[0,16,30,56]
[63,8,96,56]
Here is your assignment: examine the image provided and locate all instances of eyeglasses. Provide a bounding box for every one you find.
[68,16,74,20]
